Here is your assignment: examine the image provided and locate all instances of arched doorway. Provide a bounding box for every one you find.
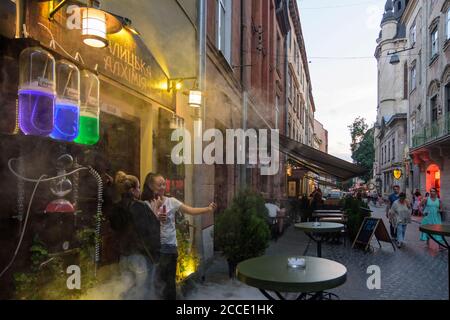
[426,164,441,197]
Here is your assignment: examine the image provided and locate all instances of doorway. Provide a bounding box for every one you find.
[426,164,441,197]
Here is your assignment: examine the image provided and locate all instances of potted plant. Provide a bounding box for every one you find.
[215,189,271,278]
[343,196,372,241]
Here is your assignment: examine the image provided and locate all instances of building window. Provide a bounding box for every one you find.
[216,0,232,63]
[431,28,439,58]
[388,141,391,162]
[447,8,450,40]
[411,116,416,144]
[276,33,281,69]
[446,83,450,113]
[392,138,395,161]
[287,73,292,101]
[431,95,438,123]
[404,62,408,99]
[410,23,417,45]
[288,116,292,138]
[410,65,417,91]
[275,95,279,129]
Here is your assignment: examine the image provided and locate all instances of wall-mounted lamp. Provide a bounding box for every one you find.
[167,77,203,108]
[388,46,414,65]
[389,54,400,65]
[188,89,202,108]
[47,0,123,48]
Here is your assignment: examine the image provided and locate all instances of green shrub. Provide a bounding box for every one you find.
[343,196,372,241]
[215,189,270,269]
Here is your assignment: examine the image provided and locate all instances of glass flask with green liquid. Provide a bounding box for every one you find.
[74,70,100,145]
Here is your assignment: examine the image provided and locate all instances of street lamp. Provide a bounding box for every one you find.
[167,77,203,108]
[388,46,415,65]
[389,54,400,65]
[188,89,202,108]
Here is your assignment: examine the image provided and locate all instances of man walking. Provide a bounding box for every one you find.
[386,185,401,240]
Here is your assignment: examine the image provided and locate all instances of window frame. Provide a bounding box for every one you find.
[216,0,232,63]
[410,22,417,45]
[410,64,417,92]
[431,27,439,58]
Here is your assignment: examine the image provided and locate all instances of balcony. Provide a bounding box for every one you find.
[412,114,450,149]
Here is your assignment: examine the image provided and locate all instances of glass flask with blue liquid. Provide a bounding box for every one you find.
[50,60,80,141]
[18,47,56,136]
[74,70,100,145]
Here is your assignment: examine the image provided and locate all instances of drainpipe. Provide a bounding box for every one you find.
[15,0,26,38]
[240,0,249,187]
[285,30,289,138]
[284,30,290,195]
[194,0,207,282]
[198,0,207,127]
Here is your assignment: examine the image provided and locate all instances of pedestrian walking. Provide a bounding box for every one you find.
[388,193,412,248]
[412,189,422,216]
[420,188,444,247]
[386,185,401,239]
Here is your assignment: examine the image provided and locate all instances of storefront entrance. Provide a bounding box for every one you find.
[426,164,441,197]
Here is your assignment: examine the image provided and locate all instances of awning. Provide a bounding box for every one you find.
[279,135,367,181]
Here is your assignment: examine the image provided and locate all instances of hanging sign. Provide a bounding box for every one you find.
[393,169,403,180]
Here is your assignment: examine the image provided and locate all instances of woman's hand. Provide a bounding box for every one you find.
[208,202,217,213]
[149,198,166,222]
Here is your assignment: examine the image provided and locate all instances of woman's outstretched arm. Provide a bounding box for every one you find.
[180,203,217,216]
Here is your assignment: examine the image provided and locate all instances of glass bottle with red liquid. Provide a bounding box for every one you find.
[18,47,56,136]
[50,60,80,141]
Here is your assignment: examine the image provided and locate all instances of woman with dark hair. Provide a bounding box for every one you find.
[110,171,161,299]
[420,188,444,247]
[142,172,217,300]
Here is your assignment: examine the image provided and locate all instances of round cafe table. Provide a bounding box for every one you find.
[419,224,450,300]
[237,255,347,300]
[295,222,345,257]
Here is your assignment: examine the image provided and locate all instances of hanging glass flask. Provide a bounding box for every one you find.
[74,70,100,145]
[50,60,80,141]
[18,47,56,136]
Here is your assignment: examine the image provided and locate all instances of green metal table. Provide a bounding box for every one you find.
[295,222,345,257]
[237,255,347,300]
[419,224,450,299]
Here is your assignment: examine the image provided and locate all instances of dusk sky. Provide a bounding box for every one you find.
[298,0,384,161]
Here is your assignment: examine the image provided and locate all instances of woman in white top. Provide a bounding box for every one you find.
[141,172,216,300]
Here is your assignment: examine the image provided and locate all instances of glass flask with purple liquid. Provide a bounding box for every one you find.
[18,47,56,136]
[50,60,80,141]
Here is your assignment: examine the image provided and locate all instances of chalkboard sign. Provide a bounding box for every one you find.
[352,218,395,251]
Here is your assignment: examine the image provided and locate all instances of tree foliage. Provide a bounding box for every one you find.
[348,117,369,153]
[348,117,375,182]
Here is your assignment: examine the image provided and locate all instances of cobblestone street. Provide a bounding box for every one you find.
[186,205,449,300]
